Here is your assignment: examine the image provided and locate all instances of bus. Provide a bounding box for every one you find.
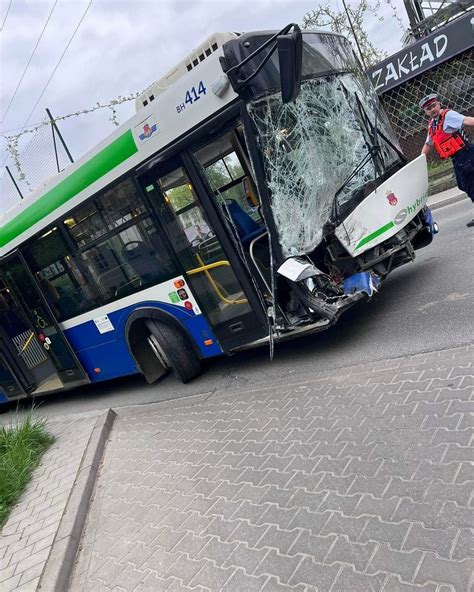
[0,24,436,405]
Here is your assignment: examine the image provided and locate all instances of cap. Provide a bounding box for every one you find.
[419,93,438,110]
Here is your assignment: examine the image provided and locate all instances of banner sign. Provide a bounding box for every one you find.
[367,12,474,94]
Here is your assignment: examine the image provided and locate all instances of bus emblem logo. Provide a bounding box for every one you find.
[386,190,398,206]
[139,123,157,141]
[136,116,158,142]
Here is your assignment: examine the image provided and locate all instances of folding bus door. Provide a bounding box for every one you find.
[0,253,88,397]
[138,154,268,352]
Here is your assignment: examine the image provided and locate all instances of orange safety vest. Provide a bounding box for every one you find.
[428,109,467,159]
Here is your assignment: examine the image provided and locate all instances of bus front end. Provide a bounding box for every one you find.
[221,27,436,332]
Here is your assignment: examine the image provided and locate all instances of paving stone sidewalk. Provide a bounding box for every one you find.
[0,412,102,591]
[70,344,473,592]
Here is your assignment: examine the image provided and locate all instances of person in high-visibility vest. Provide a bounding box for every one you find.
[420,93,474,228]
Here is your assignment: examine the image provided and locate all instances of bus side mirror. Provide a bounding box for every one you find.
[277,26,302,104]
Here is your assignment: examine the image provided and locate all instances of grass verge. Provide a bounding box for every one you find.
[0,413,54,528]
[427,159,453,179]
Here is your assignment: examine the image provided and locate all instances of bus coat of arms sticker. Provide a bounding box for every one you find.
[135,115,159,143]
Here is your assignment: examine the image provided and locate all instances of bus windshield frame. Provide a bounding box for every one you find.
[223,30,404,260]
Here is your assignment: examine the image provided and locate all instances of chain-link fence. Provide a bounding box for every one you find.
[0,95,138,217]
[0,120,73,215]
[379,49,474,161]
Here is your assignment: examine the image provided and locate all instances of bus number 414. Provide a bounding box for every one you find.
[176,81,207,113]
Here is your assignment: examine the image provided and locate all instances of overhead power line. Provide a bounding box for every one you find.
[0,119,46,135]
[0,1,58,124]
[0,0,12,32]
[21,0,93,131]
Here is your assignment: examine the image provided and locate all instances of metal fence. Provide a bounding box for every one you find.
[0,119,73,214]
[379,49,474,161]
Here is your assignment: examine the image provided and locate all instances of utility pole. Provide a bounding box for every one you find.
[46,108,74,171]
[341,0,368,70]
[402,0,472,39]
[5,165,24,200]
[403,0,425,33]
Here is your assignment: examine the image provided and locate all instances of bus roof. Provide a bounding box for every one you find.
[0,32,240,257]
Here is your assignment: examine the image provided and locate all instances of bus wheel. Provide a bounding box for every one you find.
[146,320,202,383]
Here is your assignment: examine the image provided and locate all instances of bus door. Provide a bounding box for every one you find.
[138,153,268,352]
[0,325,35,399]
[0,253,88,399]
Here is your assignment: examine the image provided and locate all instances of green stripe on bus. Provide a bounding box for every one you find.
[355,221,395,251]
[0,130,138,248]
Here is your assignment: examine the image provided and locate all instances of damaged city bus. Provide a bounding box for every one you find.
[0,25,436,404]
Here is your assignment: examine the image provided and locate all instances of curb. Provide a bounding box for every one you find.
[38,408,116,592]
[429,192,467,210]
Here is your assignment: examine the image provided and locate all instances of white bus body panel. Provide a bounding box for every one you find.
[335,155,429,257]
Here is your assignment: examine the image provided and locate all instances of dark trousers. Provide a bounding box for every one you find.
[453,145,474,202]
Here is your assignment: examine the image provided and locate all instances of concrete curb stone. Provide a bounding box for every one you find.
[429,192,467,210]
[37,408,116,592]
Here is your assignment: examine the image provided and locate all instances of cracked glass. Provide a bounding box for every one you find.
[247,73,400,258]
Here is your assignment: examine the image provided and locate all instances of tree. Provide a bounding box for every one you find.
[302,0,388,68]
[166,159,245,214]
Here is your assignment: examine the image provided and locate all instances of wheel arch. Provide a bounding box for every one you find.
[124,306,202,384]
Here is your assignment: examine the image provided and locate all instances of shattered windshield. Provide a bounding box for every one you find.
[247,71,400,258]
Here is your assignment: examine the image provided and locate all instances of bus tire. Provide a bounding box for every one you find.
[147,320,202,383]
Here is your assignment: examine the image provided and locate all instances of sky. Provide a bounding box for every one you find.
[0,0,411,210]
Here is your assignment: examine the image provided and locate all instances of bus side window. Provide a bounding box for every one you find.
[194,130,262,226]
[24,178,180,320]
[99,178,146,230]
[65,178,147,248]
[80,217,178,303]
[23,227,101,321]
[60,176,179,309]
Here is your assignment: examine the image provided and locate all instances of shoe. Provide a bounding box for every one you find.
[467,219,474,227]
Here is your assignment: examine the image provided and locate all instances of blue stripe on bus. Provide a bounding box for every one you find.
[0,389,8,403]
[63,301,222,382]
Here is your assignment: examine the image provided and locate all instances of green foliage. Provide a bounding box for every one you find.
[0,412,54,527]
[165,184,194,212]
[167,158,245,213]
[427,159,452,175]
[302,1,388,68]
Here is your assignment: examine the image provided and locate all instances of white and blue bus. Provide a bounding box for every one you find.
[0,25,436,405]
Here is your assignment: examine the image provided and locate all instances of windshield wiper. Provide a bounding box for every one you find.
[329,88,407,225]
[330,145,380,225]
[354,92,407,165]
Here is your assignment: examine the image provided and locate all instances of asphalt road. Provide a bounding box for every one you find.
[3,199,473,418]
